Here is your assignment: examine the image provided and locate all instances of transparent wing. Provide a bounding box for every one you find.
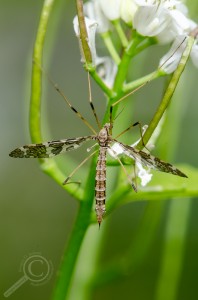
[9,136,95,158]
[114,141,187,178]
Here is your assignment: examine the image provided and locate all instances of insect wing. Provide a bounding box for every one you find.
[115,141,187,178]
[9,136,94,158]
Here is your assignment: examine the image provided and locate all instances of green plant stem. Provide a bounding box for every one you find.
[137,36,194,150]
[30,0,56,144]
[123,69,165,94]
[101,31,121,65]
[30,0,84,199]
[52,157,96,300]
[112,19,129,48]
[113,36,141,93]
[88,68,114,98]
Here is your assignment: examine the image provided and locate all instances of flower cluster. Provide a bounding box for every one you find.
[74,0,198,76]
[73,0,198,188]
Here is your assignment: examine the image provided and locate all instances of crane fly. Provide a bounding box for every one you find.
[9,58,188,226]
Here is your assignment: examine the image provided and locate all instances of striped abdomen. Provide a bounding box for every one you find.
[95,146,107,226]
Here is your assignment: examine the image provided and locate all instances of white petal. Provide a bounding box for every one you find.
[133,5,171,37]
[170,10,196,33]
[109,142,124,157]
[136,161,153,187]
[99,0,121,20]
[159,35,187,74]
[120,0,138,24]
[84,0,110,33]
[95,56,117,88]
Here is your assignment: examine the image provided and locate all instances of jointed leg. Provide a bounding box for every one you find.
[63,150,97,185]
[33,60,97,135]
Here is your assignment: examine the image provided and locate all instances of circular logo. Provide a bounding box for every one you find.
[20,253,53,286]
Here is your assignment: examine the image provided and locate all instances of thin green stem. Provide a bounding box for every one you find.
[136,36,194,150]
[30,0,55,144]
[123,69,165,94]
[88,68,114,98]
[112,19,129,48]
[30,0,84,200]
[101,31,121,65]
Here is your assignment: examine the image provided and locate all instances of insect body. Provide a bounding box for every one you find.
[9,121,187,226]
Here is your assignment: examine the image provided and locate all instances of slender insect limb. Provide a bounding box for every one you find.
[63,150,97,185]
[115,121,150,152]
[115,121,143,140]
[33,60,97,135]
[87,72,101,129]
[108,147,137,192]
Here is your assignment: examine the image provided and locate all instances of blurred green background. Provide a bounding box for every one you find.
[1,1,198,299]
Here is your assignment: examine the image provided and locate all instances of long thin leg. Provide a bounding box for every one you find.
[115,121,149,150]
[87,72,101,129]
[109,147,137,192]
[115,121,143,140]
[33,60,97,135]
[63,150,97,185]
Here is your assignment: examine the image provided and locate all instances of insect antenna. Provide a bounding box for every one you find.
[33,60,97,135]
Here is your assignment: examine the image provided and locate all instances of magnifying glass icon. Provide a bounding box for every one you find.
[4,254,52,298]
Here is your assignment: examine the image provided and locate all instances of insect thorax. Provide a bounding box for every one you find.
[97,123,111,146]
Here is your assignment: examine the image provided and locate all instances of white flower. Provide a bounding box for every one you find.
[136,161,153,186]
[109,142,123,157]
[109,125,152,187]
[120,0,138,24]
[84,0,110,33]
[73,16,97,64]
[95,56,117,88]
[99,0,121,21]
[133,4,172,37]
[159,35,187,74]
[73,15,118,86]
[133,1,197,44]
